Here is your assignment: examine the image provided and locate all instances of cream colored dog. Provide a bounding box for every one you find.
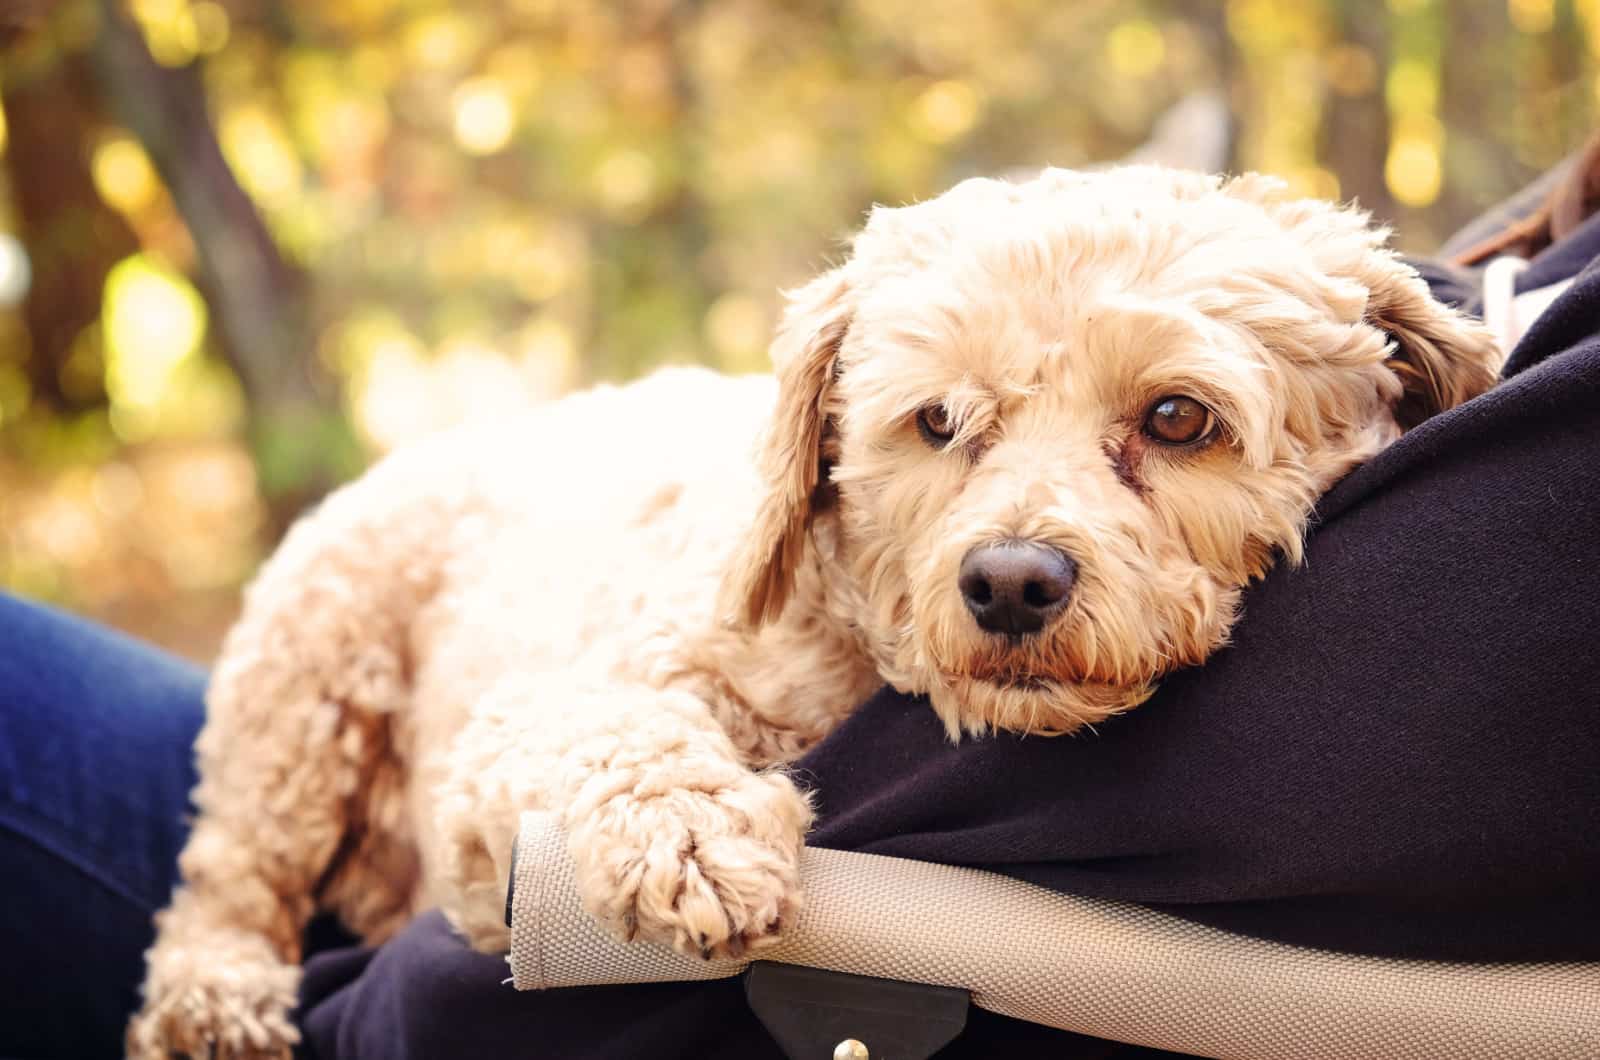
[130,166,1500,1057]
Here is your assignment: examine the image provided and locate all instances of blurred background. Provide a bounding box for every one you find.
[1,0,1596,660]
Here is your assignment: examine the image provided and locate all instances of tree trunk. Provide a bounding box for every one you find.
[87,0,354,528]
[2,27,139,412]
[1322,9,1396,233]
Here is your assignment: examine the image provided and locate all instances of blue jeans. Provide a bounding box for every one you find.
[0,593,207,1058]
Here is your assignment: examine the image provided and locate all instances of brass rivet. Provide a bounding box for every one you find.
[833,1040,869,1060]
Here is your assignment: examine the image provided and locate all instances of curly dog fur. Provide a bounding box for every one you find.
[129,166,1501,1057]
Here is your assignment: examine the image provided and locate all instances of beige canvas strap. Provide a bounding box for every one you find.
[508,812,1600,1059]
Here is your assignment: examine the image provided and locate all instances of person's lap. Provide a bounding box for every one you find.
[0,594,206,1057]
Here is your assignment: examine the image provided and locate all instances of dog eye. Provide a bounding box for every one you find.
[1143,396,1215,446]
[917,403,958,447]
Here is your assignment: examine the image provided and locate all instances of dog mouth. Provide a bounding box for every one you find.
[946,654,1136,697]
[967,671,1062,692]
[938,666,1145,736]
[947,661,1093,693]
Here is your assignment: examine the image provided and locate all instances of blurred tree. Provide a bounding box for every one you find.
[0,0,50,45]
[3,13,138,414]
[1,0,1596,657]
[89,0,356,526]
[1322,4,1394,224]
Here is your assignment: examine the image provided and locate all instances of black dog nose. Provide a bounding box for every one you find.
[958,541,1077,636]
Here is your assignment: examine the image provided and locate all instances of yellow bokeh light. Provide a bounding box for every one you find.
[1386,58,1438,115]
[512,241,573,301]
[909,80,982,144]
[353,337,431,451]
[452,79,517,155]
[131,0,200,67]
[1581,0,1600,57]
[317,96,391,167]
[406,13,480,72]
[1225,0,1304,51]
[437,340,528,418]
[130,0,182,27]
[103,254,207,410]
[518,318,574,366]
[92,462,145,519]
[485,43,544,102]
[593,150,659,218]
[190,1,231,53]
[0,100,8,156]
[327,310,422,377]
[1386,134,1442,207]
[1107,20,1167,78]
[704,292,770,370]
[517,317,576,398]
[220,105,303,207]
[92,137,161,215]
[1509,0,1555,33]
[1286,165,1341,201]
[31,494,102,567]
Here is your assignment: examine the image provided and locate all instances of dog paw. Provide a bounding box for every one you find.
[127,930,300,1060]
[570,771,810,960]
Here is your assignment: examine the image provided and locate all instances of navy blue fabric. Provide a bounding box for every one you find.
[0,594,207,1058]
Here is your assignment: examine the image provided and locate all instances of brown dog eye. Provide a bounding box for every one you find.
[917,403,957,447]
[1143,396,1215,446]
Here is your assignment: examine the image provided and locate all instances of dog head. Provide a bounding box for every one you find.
[722,166,1501,737]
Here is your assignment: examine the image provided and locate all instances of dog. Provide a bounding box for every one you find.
[129,165,1500,1058]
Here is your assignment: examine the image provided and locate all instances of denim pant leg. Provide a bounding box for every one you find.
[0,593,206,1058]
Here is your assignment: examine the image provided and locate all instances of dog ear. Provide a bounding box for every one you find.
[719,267,854,629]
[1228,175,1503,430]
[1354,251,1503,430]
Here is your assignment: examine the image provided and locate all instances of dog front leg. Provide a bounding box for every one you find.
[433,671,813,959]
[128,452,465,1060]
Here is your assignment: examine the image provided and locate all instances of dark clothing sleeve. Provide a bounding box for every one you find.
[298,250,1600,1059]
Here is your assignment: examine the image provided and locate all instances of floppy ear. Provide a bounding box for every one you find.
[718,266,854,628]
[1356,252,1503,430]
[1229,176,1504,430]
